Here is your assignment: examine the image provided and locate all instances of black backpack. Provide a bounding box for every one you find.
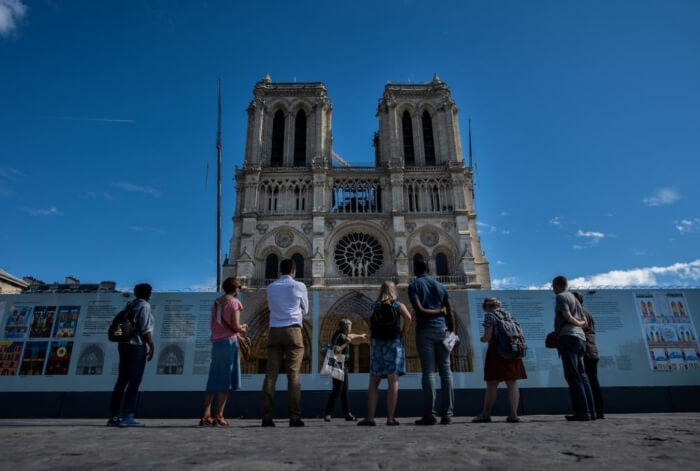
[107,302,137,342]
[370,303,401,340]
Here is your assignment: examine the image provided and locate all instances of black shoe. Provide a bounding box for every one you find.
[386,419,400,426]
[415,417,437,425]
[440,417,452,425]
[357,418,376,426]
[565,414,592,421]
[261,420,276,427]
[344,414,357,422]
[596,412,605,419]
[289,418,305,427]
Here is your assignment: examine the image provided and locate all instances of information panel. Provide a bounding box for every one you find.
[1,289,699,392]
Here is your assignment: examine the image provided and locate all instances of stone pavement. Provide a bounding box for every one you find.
[1,414,698,470]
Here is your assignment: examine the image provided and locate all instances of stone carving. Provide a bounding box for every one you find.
[461,243,473,258]
[420,230,439,247]
[325,219,336,231]
[256,223,269,235]
[381,220,392,231]
[275,230,294,248]
[302,223,313,234]
[441,221,454,231]
[405,222,416,233]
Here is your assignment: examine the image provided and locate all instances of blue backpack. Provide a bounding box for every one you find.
[493,309,527,359]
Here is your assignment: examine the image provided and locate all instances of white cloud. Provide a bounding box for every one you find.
[188,277,217,292]
[0,0,27,36]
[643,187,679,207]
[492,277,518,289]
[501,229,511,235]
[24,206,63,216]
[549,216,562,226]
[564,260,700,288]
[675,218,700,234]
[476,221,496,232]
[576,230,605,240]
[496,260,505,265]
[499,211,509,217]
[111,181,161,198]
[573,244,586,250]
[0,166,22,180]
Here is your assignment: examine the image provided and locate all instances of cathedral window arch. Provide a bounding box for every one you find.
[422,110,436,165]
[291,253,305,279]
[270,110,285,167]
[435,252,449,276]
[402,110,415,166]
[412,253,425,275]
[265,253,279,280]
[294,110,307,166]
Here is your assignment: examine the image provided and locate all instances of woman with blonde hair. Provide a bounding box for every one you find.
[472,296,526,423]
[358,281,412,426]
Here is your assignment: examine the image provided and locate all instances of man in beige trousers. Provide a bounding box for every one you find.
[262,258,308,427]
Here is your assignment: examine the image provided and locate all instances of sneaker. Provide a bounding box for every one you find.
[119,414,145,427]
[440,417,452,425]
[106,416,121,427]
[415,417,437,425]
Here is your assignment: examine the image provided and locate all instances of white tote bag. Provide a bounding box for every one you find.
[320,349,345,381]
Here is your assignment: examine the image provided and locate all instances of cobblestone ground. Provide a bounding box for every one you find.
[1,414,698,470]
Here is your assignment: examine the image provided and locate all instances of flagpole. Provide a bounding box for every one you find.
[216,78,222,291]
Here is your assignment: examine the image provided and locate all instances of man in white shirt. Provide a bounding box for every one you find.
[262,258,309,427]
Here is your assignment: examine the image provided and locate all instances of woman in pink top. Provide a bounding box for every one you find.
[200,277,248,426]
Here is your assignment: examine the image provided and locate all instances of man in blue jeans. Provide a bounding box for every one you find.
[409,260,454,425]
[552,275,596,421]
[107,283,155,427]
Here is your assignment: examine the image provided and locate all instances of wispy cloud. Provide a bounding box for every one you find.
[675,218,700,234]
[85,191,113,201]
[111,181,161,198]
[23,206,63,216]
[549,216,562,226]
[188,277,217,292]
[573,244,586,250]
[0,0,27,36]
[0,166,22,180]
[130,225,165,234]
[643,187,679,207]
[40,115,136,123]
[576,230,605,240]
[496,260,505,265]
[498,211,509,217]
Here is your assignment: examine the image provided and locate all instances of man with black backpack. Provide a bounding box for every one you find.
[408,260,455,425]
[107,283,155,427]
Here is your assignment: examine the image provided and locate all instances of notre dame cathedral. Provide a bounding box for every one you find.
[222,74,490,376]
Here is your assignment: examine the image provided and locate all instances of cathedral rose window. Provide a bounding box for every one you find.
[334,232,383,277]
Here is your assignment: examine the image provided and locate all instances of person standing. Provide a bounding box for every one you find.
[552,276,595,421]
[107,283,155,427]
[472,297,526,423]
[200,277,248,426]
[572,291,605,419]
[262,258,309,427]
[357,281,412,426]
[322,319,366,422]
[408,259,454,425]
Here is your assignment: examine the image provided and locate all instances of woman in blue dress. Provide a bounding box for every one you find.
[358,281,412,426]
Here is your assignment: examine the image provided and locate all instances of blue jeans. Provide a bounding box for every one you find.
[109,343,147,416]
[558,335,595,418]
[416,328,454,418]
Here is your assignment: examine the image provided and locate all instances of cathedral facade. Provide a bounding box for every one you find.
[224,74,490,288]
[222,75,490,376]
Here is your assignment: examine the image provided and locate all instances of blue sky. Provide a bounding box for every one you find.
[1,0,698,291]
